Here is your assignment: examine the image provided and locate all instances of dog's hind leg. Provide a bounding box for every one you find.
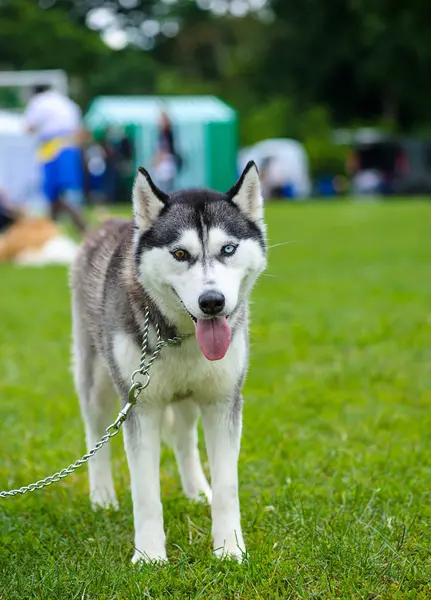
[166,400,212,503]
[73,316,118,509]
[81,357,119,510]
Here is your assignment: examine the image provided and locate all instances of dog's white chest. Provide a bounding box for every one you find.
[113,331,246,405]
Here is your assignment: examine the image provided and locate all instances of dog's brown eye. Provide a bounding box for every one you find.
[172,249,190,261]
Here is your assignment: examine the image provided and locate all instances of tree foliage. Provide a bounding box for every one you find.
[1,0,430,144]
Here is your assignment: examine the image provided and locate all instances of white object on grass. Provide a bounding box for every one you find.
[15,235,79,266]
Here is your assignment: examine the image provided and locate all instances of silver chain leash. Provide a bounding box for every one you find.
[0,307,191,499]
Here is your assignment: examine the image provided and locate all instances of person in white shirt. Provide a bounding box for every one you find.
[152,110,180,193]
[24,85,86,232]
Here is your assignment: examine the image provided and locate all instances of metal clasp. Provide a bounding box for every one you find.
[130,370,151,389]
[128,380,143,404]
[110,397,135,432]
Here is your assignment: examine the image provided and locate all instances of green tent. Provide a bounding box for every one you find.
[84,95,238,193]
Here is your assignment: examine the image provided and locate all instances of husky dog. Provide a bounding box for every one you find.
[71,161,266,563]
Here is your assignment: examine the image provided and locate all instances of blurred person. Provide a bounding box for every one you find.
[24,84,87,233]
[85,140,108,204]
[99,126,118,203]
[114,129,135,203]
[85,129,116,204]
[259,155,291,199]
[259,156,274,198]
[153,150,177,194]
[352,169,383,195]
[153,110,181,193]
[90,127,135,204]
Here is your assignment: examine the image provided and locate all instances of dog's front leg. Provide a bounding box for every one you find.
[123,404,167,563]
[201,400,245,560]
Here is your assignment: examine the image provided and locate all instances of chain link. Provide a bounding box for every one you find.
[0,307,191,499]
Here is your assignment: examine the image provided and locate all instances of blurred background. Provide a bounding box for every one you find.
[2,5,431,593]
[1,0,431,262]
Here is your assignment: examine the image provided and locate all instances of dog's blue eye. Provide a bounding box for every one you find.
[221,244,237,256]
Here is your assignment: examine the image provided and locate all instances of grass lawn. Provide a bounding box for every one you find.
[1,199,431,599]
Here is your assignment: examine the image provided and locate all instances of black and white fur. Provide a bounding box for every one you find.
[71,162,266,563]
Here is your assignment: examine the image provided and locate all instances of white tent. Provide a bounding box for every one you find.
[238,138,311,199]
[0,110,44,212]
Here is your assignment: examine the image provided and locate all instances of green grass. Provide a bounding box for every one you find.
[1,200,431,599]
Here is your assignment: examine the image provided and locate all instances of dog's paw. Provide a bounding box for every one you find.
[213,532,246,562]
[182,471,212,504]
[214,546,246,562]
[185,483,212,505]
[90,488,119,511]
[132,548,168,565]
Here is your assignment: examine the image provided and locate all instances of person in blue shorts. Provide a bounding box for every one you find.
[24,85,87,233]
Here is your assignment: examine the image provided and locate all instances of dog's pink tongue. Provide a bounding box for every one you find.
[196,317,231,361]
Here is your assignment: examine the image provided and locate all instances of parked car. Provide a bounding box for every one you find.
[349,136,431,195]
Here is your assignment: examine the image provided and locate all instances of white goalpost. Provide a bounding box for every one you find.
[0,69,68,97]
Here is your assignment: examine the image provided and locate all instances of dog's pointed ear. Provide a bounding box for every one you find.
[132,167,168,231]
[227,161,264,224]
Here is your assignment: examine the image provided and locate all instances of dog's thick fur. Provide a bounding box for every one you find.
[71,162,266,563]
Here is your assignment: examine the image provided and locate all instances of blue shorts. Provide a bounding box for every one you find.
[42,146,84,204]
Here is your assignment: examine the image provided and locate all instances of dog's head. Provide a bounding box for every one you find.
[132,162,266,361]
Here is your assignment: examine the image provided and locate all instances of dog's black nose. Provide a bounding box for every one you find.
[198,291,225,315]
